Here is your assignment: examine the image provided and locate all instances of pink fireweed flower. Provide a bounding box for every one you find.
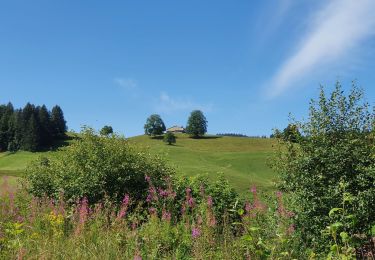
[145,175,151,183]
[134,255,142,260]
[158,188,169,198]
[187,197,195,208]
[207,196,213,207]
[162,209,171,222]
[250,185,257,193]
[148,207,157,216]
[117,194,130,220]
[75,197,89,235]
[192,227,201,238]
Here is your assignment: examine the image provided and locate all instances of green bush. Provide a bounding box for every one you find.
[163,132,176,145]
[172,174,242,223]
[25,127,174,204]
[272,82,375,252]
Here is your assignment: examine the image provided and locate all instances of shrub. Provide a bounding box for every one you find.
[272,82,375,252]
[163,132,176,145]
[25,127,174,204]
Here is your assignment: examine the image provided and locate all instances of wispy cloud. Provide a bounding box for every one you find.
[155,92,213,114]
[266,0,375,98]
[114,77,138,90]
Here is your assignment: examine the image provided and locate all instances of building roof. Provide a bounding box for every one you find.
[166,126,185,132]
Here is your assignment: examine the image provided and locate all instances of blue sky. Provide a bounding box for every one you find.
[1,0,375,137]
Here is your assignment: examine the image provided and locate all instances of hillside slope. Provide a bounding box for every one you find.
[0,134,278,193]
[129,134,277,193]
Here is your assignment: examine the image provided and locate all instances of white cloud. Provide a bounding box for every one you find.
[155,92,213,113]
[114,78,138,90]
[266,0,375,98]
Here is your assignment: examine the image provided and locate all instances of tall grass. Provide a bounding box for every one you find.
[0,175,300,259]
[1,176,370,259]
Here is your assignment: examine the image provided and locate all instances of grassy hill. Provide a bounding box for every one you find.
[129,134,277,193]
[0,134,278,193]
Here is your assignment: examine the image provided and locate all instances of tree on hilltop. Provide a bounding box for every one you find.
[186,110,207,138]
[100,125,114,136]
[144,114,166,136]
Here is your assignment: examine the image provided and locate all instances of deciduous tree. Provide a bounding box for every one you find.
[186,110,207,138]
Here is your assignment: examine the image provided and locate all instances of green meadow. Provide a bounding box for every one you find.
[0,134,277,193]
[129,134,277,193]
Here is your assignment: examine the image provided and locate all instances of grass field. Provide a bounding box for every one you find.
[0,151,42,189]
[129,134,277,193]
[0,134,277,194]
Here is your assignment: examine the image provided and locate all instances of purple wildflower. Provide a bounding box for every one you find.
[148,207,157,216]
[250,185,257,193]
[117,194,130,220]
[162,209,171,222]
[192,227,201,238]
[207,196,213,207]
[188,197,195,208]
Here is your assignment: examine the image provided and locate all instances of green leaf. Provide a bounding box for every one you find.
[241,234,253,241]
[330,222,343,233]
[330,244,338,252]
[340,231,349,242]
[249,227,260,232]
[371,225,375,236]
[329,208,343,218]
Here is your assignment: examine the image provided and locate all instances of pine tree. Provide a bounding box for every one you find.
[0,103,14,151]
[51,105,67,139]
[22,114,40,152]
[38,105,52,146]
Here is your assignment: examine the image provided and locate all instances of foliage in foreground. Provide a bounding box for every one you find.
[1,176,299,260]
[25,127,173,204]
[3,175,372,259]
[272,82,375,252]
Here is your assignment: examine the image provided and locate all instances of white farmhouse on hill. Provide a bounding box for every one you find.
[166,126,185,133]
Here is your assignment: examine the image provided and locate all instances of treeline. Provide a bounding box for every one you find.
[216,133,268,138]
[0,102,67,152]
